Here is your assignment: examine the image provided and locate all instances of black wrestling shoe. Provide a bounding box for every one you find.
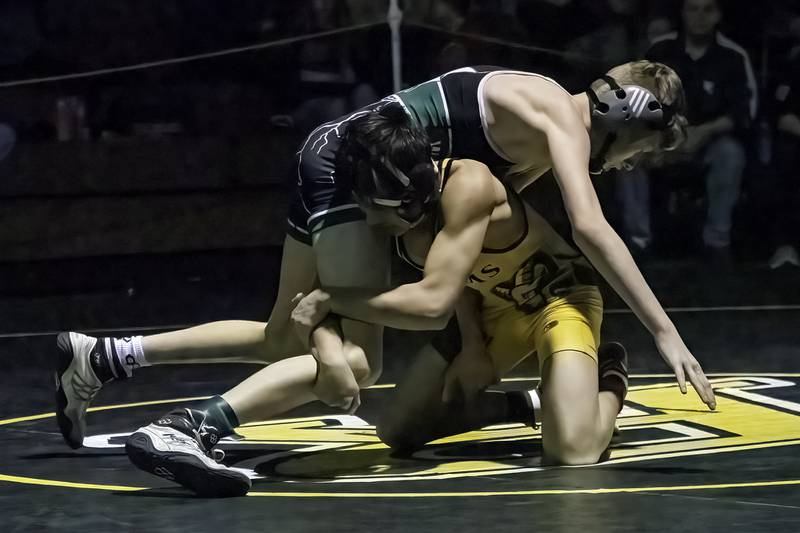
[125,409,251,498]
[598,342,629,395]
[598,343,629,451]
[54,332,106,449]
[506,388,541,429]
[598,341,629,416]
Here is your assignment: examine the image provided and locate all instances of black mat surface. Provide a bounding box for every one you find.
[1,249,799,532]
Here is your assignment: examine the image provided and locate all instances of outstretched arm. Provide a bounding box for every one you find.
[508,90,716,409]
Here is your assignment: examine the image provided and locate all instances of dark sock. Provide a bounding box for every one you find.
[157,396,239,449]
[195,395,240,435]
[88,338,116,384]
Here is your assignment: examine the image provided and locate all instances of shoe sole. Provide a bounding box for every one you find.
[55,332,83,449]
[125,431,251,498]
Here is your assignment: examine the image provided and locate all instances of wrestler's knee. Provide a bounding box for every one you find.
[258,323,299,363]
[543,426,604,465]
[375,414,422,453]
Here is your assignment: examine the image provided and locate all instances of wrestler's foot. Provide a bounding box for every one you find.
[55,332,110,449]
[506,387,541,429]
[126,408,251,498]
[598,341,629,412]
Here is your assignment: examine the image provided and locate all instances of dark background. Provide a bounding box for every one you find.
[1,4,799,531]
[0,0,798,357]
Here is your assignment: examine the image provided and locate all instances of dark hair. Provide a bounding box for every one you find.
[336,102,436,203]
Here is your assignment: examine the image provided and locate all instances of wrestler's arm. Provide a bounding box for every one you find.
[511,91,715,409]
[683,115,734,153]
[442,287,496,403]
[315,164,495,331]
[308,317,360,411]
[454,287,485,350]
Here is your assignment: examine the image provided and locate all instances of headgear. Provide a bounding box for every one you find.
[587,75,683,174]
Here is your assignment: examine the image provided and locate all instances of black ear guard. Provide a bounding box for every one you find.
[338,132,440,225]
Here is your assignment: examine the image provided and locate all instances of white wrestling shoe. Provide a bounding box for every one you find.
[55,332,105,449]
[126,410,251,498]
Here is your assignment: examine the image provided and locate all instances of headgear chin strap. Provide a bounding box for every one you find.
[340,134,440,224]
[587,75,676,174]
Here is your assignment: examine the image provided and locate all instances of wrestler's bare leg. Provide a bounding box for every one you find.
[55,235,317,448]
[123,222,390,496]
[143,235,315,365]
[378,347,619,465]
[376,344,509,452]
[221,220,390,424]
[539,351,619,465]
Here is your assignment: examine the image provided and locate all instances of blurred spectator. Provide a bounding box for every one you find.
[0,122,16,161]
[0,117,16,199]
[767,41,800,268]
[346,0,389,24]
[400,0,467,76]
[646,16,674,44]
[565,0,647,72]
[517,0,586,50]
[615,0,757,261]
[277,0,379,133]
[403,0,467,31]
[437,0,532,71]
[0,0,42,68]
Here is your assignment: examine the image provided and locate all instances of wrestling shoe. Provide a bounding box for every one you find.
[506,387,541,429]
[55,332,106,449]
[597,342,629,453]
[598,341,629,396]
[598,340,629,430]
[125,408,251,498]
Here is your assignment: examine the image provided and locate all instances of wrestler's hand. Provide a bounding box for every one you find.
[655,328,716,410]
[313,350,361,414]
[292,289,332,348]
[442,346,497,405]
[678,125,711,155]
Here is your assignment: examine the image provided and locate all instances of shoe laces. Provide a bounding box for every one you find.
[161,424,225,463]
[183,410,225,463]
[193,430,225,463]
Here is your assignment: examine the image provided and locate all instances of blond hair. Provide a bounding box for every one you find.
[607,61,686,112]
[607,60,688,150]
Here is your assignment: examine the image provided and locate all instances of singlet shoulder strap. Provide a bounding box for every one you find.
[442,158,455,187]
[436,158,456,189]
[433,158,458,233]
